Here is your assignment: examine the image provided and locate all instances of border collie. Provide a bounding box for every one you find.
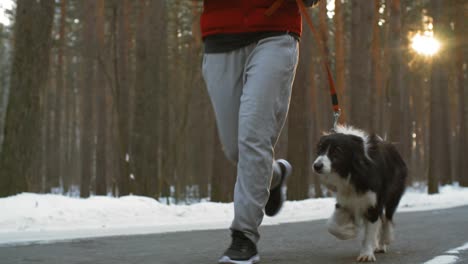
[312,125,407,262]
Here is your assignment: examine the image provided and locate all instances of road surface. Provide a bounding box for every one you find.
[1,206,467,264]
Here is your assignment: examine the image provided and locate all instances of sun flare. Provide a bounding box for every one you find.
[411,32,440,56]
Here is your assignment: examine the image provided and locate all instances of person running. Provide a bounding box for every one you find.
[200,0,320,263]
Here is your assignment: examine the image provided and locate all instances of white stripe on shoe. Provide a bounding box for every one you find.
[218,254,260,264]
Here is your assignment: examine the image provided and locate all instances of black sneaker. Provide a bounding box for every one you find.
[265,159,292,217]
[218,230,260,264]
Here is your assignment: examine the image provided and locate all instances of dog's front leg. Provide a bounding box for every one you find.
[327,205,357,240]
[357,218,381,262]
[376,217,394,253]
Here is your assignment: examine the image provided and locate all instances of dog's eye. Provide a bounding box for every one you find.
[331,147,343,156]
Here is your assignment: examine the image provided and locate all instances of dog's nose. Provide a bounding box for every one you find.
[313,162,323,172]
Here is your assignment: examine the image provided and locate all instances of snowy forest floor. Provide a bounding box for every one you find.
[1,184,467,246]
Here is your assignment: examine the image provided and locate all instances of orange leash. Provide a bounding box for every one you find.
[267,0,342,129]
[295,0,341,129]
[265,0,285,16]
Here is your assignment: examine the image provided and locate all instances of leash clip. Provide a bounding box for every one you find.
[332,109,341,132]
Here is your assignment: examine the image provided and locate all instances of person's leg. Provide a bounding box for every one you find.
[202,44,290,200]
[202,49,249,163]
[231,34,299,244]
[204,46,262,264]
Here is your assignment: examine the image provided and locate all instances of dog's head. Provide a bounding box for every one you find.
[312,126,370,189]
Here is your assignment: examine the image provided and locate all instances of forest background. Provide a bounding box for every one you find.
[0,0,466,203]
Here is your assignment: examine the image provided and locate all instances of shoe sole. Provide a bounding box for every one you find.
[277,159,292,212]
[265,159,292,216]
[218,254,260,264]
[277,159,292,187]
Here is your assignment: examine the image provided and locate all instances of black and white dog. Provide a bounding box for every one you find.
[312,125,407,262]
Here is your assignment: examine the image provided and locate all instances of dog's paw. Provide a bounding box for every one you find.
[357,247,376,262]
[374,244,387,253]
[328,222,357,240]
[357,253,376,262]
[327,209,357,240]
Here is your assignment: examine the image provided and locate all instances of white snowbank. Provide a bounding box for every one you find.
[0,185,467,245]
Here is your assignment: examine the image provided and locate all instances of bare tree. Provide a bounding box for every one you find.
[211,129,236,203]
[349,0,374,131]
[454,0,468,186]
[110,0,132,196]
[0,0,55,197]
[95,0,107,196]
[371,0,383,133]
[80,0,98,198]
[57,0,68,193]
[287,19,313,201]
[387,0,404,146]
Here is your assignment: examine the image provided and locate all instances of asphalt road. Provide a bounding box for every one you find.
[1,206,467,264]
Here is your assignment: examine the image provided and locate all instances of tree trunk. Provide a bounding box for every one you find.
[387,0,402,144]
[428,63,440,194]
[0,0,55,197]
[110,0,132,196]
[157,0,171,200]
[132,1,149,196]
[287,18,312,200]
[57,0,68,193]
[45,0,68,193]
[428,0,445,194]
[210,128,236,203]
[46,54,59,192]
[95,0,107,196]
[371,0,382,132]
[438,1,453,186]
[80,1,98,198]
[0,25,7,154]
[63,50,75,193]
[349,0,374,130]
[399,1,412,179]
[455,0,468,186]
[131,0,168,197]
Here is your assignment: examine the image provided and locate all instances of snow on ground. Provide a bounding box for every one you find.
[0,185,467,245]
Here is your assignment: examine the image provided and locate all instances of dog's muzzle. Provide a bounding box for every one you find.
[313,155,332,174]
[313,161,324,173]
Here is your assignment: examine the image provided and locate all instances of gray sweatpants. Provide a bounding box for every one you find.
[202,34,299,244]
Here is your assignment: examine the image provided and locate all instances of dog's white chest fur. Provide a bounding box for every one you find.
[317,169,377,223]
[336,186,377,224]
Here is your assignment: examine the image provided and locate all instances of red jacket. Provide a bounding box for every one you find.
[201,0,302,38]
